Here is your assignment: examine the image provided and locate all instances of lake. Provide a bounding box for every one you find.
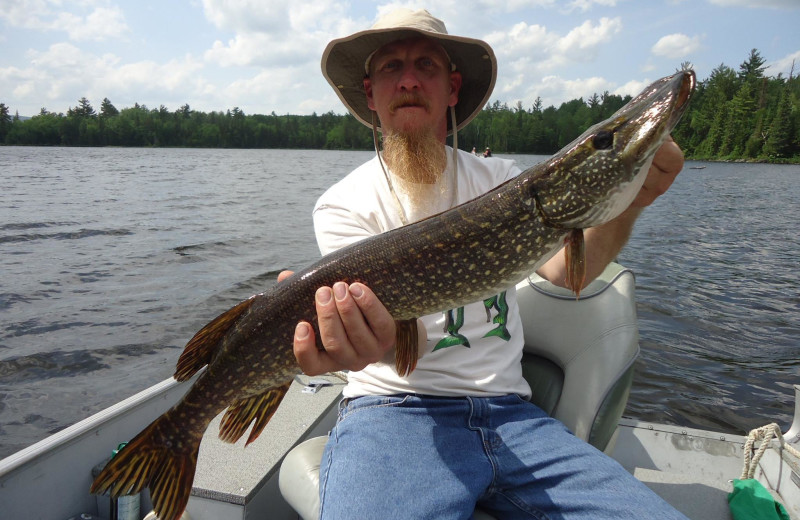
[0,146,798,459]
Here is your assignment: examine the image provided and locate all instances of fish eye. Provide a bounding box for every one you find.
[592,130,614,150]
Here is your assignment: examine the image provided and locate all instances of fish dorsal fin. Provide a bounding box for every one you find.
[219,381,292,445]
[174,296,256,381]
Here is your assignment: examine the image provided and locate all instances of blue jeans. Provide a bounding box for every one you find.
[319,394,687,520]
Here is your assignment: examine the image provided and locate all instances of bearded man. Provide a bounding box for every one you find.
[281,8,689,519]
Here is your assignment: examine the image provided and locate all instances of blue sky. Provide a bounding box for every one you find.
[1,0,798,118]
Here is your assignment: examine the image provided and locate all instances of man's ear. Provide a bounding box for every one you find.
[364,78,375,111]
[449,71,463,107]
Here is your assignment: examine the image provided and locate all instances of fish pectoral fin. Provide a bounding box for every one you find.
[174,296,256,381]
[219,381,292,446]
[90,416,199,520]
[564,229,586,299]
[394,318,420,377]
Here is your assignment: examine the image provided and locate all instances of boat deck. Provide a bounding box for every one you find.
[188,375,344,519]
[612,419,744,520]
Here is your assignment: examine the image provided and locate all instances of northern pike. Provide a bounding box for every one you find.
[91,70,695,520]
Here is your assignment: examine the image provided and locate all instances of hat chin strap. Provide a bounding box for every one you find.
[371,107,459,227]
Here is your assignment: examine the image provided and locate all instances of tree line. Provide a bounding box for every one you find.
[0,49,797,162]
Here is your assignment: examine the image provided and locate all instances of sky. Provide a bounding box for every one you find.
[1,0,798,118]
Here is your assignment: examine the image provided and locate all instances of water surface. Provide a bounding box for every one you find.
[1,146,798,458]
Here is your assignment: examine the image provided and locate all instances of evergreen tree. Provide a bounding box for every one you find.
[763,83,793,159]
[719,82,756,158]
[100,98,119,118]
[68,97,96,118]
[0,103,11,143]
[738,49,767,83]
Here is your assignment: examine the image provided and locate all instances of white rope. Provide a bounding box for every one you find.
[741,422,800,479]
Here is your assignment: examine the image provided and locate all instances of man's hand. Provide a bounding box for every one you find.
[537,136,685,289]
[278,271,396,376]
[631,136,684,208]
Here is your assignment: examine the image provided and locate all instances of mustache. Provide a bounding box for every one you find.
[388,93,430,113]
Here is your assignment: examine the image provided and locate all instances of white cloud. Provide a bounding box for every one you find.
[486,16,623,104]
[613,78,652,99]
[651,33,702,59]
[707,0,799,8]
[63,6,129,41]
[201,0,357,68]
[0,0,129,41]
[487,17,622,70]
[0,43,208,112]
[201,0,291,33]
[556,17,623,61]
[505,74,615,110]
[765,50,800,78]
[566,0,620,12]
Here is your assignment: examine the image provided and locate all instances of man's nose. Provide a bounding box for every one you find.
[397,65,421,90]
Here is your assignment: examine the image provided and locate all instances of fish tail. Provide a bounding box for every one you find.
[90,416,199,520]
[394,318,419,376]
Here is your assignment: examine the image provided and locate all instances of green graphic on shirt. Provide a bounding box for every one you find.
[432,291,511,351]
[482,291,511,341]
[433,307,470,351]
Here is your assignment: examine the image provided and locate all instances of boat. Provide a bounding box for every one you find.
[1,263,798,520]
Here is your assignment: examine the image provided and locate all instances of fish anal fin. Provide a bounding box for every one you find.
[175,296,256,381]
[394,318,419,377]
[564,229,586,299]
[219,381,292,445]
[90,417,201,520]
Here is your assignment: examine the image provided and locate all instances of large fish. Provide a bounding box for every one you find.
[91,70,695,520]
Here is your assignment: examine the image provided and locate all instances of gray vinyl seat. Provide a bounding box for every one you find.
[279,262,640,520]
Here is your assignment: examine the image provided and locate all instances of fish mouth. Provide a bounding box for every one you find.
[675,70,695,112]
[620,69,696,166]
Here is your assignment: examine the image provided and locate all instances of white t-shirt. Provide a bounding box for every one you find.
[312,147,532,399]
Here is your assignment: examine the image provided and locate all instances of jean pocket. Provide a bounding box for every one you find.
[338,394,412,421]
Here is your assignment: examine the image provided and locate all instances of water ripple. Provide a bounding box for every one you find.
[0,148,798,458]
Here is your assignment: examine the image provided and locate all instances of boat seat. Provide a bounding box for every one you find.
[279,262,640,520]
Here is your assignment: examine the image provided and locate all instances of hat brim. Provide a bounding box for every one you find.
[322,27,497,135]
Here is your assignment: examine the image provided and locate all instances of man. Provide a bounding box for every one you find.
[282,8,688,519]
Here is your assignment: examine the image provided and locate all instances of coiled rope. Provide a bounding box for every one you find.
[741,423,800,479]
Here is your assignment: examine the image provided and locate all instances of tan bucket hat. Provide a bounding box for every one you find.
[321,8,497,135]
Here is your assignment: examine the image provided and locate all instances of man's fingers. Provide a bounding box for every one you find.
[347,283,396,351]
[653,136,684,177]
[634,137,685,207]
[292,321,343,376]
[291,281,397,375]
[315,285,371,371]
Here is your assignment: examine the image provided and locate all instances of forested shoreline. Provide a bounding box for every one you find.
[1,50,797,162]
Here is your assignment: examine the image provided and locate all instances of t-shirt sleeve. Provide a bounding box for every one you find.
[312,199,376,256]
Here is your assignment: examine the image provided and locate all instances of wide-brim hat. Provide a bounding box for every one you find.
[321,8,497,135]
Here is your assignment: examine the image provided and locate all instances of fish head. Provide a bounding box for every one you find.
[529,69,695,229]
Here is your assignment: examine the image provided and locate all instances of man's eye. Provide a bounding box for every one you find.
[418,58,434,68]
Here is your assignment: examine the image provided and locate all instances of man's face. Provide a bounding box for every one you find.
[364,37,462,141]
